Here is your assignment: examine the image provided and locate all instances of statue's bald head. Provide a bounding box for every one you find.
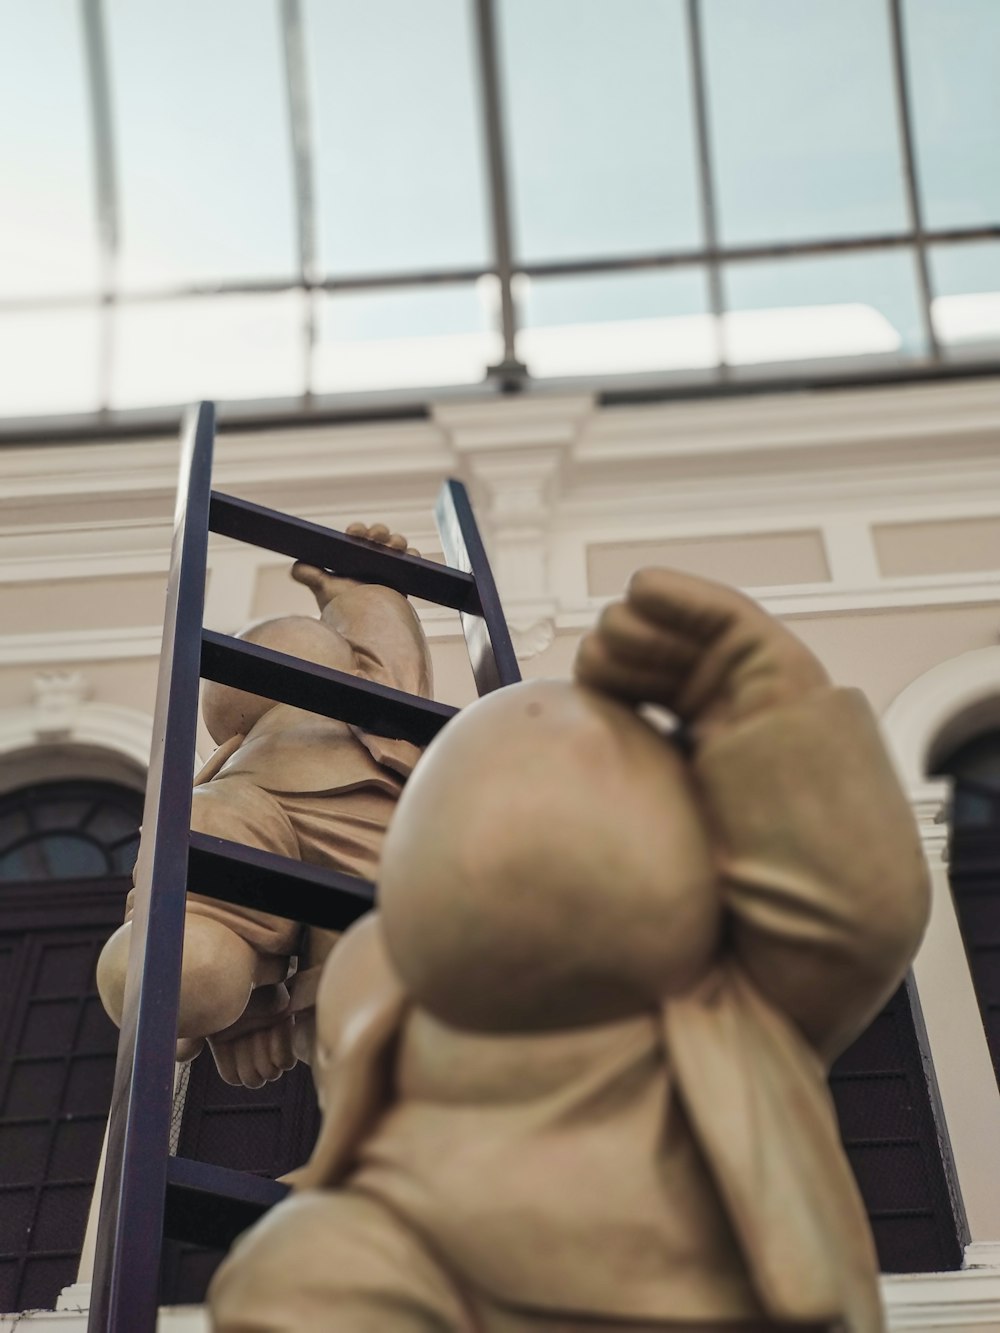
[379,680,720,1032]
[201,615,357,745]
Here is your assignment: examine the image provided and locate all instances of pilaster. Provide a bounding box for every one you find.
[909,781,1000,1262]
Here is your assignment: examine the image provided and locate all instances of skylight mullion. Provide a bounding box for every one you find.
[887,0,940,360]
[685,0,726,371]
[473,0,522,380]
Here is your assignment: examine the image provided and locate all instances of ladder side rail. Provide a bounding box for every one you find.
[201,630,457,746]
[435,479,521,693]
[209,491,482,613]
[88,402,217,1333]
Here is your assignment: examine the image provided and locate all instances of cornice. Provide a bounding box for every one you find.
[5,378,998,526]
[580,376,1000,462]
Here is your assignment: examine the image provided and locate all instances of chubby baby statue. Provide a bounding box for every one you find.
[97,523,432,1087]
[209,566,930,1333]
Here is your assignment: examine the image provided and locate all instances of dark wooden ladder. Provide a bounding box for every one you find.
[87,401,521,1332]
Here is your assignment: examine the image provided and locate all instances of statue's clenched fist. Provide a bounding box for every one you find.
[575,568,829,744]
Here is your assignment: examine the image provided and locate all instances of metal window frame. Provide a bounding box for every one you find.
[2,0,997,439]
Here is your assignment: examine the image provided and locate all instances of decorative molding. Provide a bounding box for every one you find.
[508,616,557,661]
[0,624,164,665]
[55,1283,91,1312]
[31,671,90,740]
[910,780,952,865]
[433,394,593,454]
[964,1241,1000,1269]
[579,375,1000,468]
[4,1303,208,1330]
[822,517,880,585]
[884,1267,1000,1329]
[26,1269,1000,1330]
[0,696,152,787]
[884,647,1000,789]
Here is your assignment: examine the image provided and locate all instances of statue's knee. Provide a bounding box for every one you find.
[96,922,132,1026]
[176,915,257,1038]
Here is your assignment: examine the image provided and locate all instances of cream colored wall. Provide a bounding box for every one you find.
[792,603,1000,714]
[4,379,1000,1323]
[875,516,1000,579]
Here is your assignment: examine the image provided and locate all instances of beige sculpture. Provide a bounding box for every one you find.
[209,567,930,1333]
[97,524,432,1088]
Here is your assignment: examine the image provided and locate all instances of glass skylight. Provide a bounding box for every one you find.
[0,0,997,425]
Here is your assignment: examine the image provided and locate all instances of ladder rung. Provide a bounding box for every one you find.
[188,832,375,931]
[209,491,482,614]
[164,1156,289,1249]
[201,629,458,746]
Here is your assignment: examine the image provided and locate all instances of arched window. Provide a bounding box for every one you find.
[0,780,142,884]
[0,779,141,1314]
[937,730,1000,832]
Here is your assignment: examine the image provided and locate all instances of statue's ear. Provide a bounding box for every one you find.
[285,914,407,1191]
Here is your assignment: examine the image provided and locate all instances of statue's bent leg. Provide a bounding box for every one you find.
[174,778,303,1037]
[208,1188,475,1333]
[97,778,303,1039]
[258,785,401,1064]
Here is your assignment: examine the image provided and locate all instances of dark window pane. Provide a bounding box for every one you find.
[831,986,961,1272]
[849,1143,933,1214]
[20,1000,80,1056]
[41,835,107,880]
[64,1056,117,1117]
[32,800,92,832]
[0,810,30,851]
[111,836,140,876]
[86,803,140,843]
[0,1258,18,1313]
[905,0,1000,228]
[499,0,701,262]
[872,1214,950,1277]
[49,1118,107,1181]
[31,1183,92,1250]
[0,845,31,881]
[0,1124,50,1184]
[35,943,94,995]
[0,1187,33,1250]
[196,1108,284,1173]
[78,996,119,1053]
[4,1061,64,1118]
[0,781,141,882]
[831,1073,915,1142]
[306,0,489,276]
[20,1254,79,1312]
[703,0,907,244]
